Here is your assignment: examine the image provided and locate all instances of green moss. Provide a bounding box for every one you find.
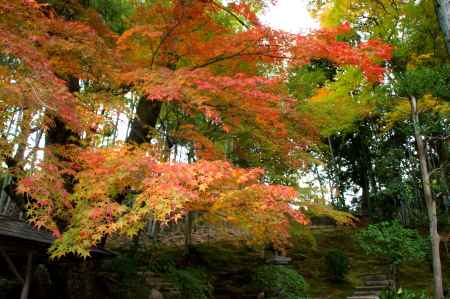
[102,227,449,298]
[252,265,309,299]
[166,267,213,299]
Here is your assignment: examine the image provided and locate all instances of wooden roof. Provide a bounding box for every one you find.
[0,215,114,258]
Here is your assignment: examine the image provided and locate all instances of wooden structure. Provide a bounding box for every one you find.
[0,215,114,299]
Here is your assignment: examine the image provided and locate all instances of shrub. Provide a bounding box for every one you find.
[147,250,177,273]
[380,288,431,299]
[356,222,428,287]
[289,222,317,255]
[356,221,427,266]
[102,254,149,299]
[166,267,213,299]
[252,265,309,299]
[325,248,349,282]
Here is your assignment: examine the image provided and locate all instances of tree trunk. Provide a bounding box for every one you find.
[390,263,398,290]
[434,0,450,56]
[184,212,193,253]
[360,173,370,218]
[327,137,341,205]
[45,76,80,147]
[438,139,449,215]
[312,164,326,204]
[410,95,444,299]
[127,98,162,144]
[438,139,449,257]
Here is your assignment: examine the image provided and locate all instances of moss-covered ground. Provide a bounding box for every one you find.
[106,226,450,298]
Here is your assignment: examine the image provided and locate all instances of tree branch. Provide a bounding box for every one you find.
[211,1,250,29]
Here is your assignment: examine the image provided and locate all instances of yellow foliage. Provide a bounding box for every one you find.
[383,94,450,130]
[407,53,434,70]
[299,67,375,137]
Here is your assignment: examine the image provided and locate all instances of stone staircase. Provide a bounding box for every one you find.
[212,268,255,299]
[347,274,393,299]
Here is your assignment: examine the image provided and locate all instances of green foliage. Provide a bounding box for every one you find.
[356,221,427,265]
[304,203,357,224]
[102,245,212,299]
[146,249,178,273]
[166,267,213,299]
[297,66,381,137]
[380,288,431,299]
[108,253,140,277]
[325,248,349,282]
[289,222,317,255]
[191,243,245,269]
[81,0,135,33]
[252,265,309,299]
[287,60,332,100]
[395,66,450,100]
[101,250,149,299]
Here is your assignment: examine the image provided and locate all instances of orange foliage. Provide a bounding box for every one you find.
[117,0,391,168]
[0,0,118,131]
[19,145,306,257]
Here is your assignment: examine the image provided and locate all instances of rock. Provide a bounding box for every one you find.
[257,291,265,299]
[266,254,292,265]
[149,289,164,299]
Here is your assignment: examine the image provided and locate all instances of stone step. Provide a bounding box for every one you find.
[363,275,388,281]
[356,286,387,292]
[354,290,381,296]
[364,280,392,286]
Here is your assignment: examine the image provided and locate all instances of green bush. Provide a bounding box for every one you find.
[325,248,349,282]
[102,254,149,299]
[289,222,317,255]
[252,265,309,299]
[380,288,431,299]
[356,221,427,266]
[107,254,139,277]
[166,267,213,299]
[147,250,177,273]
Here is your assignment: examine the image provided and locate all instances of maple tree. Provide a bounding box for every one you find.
[116,0,392,181]
[0,0,392,258]
[19,144,309,257]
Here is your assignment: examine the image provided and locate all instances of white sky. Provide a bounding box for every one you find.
[260,0,319,33]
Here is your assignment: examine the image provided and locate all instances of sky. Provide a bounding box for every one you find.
[260,0,319,33]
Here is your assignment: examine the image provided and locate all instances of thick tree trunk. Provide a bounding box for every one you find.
[45,76,80,147]
[2,109,33,216]
[43,76,81,232]
[125,98,163,244]
[127,98,162,144]
[410,96,444,299]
